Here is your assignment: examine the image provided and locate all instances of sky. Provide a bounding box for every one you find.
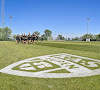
[0,0,100,37]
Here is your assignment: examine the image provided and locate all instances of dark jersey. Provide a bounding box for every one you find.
[25,36,28,41]
[31,34,36,40]
[16,36,19,40]
[28,35,31,40]
[21,35,24,40]
[36,36,39,40]
[23,36,27,41]
[41,36,44,41]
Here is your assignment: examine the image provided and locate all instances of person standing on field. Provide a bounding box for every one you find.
[36,34,39,43]
[41,35,44,43]
[32,33,36,44]
[23,34,27,44]
[16,34,20,44]
[21,34,24,44]
[28,33,31,44]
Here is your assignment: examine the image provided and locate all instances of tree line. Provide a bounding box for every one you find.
[71,34,100,41]
[0,27,52,41]
[0,27,100,41]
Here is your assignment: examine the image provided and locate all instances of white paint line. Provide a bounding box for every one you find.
[0,53,100,78]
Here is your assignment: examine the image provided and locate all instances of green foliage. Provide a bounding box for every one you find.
[77,34,100,41]
[44,29,52,36]
[0,28,3,38]
[98,33,100,38]
[71,33,100,41]
[43,36,47,40]
[96,33,100,41]
[72,37,79,40]
[33,31,40,35]
[56,34,65,40]
[81,34,93,41]
[0,27,12,41]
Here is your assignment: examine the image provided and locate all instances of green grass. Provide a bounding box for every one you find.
[0,41,100,90]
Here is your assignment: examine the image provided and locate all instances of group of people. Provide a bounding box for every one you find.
[16,33,44,44]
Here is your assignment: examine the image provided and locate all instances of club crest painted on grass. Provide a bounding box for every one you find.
[0,53,100,78]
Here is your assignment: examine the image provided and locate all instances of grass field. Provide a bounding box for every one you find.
[0,41,100,90]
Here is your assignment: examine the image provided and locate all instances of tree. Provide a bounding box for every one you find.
[3,27,12,39]
[98,33,100,38]
[56,34,65,40]
[72,37,79,40]
[0,28,3,37]
[75,37,79,40]
[0,27,12,41]
[33,31,40,35]
[95,34,100,41]
[81,34,94,41]
[44,29,52,37]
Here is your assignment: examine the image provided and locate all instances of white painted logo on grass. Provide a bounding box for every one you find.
[0,53,100,78]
